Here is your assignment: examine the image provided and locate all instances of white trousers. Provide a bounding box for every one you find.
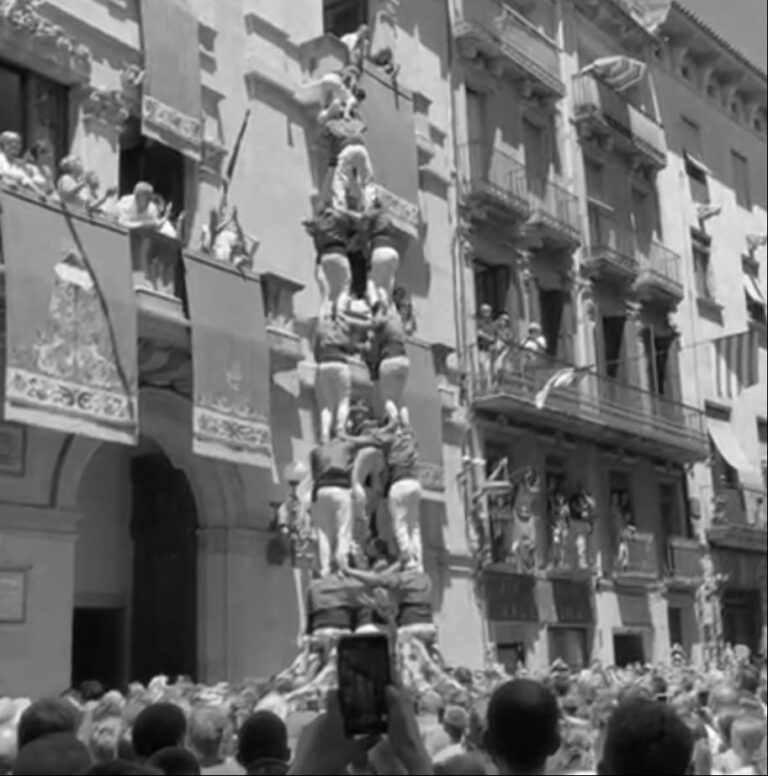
[315,361,351,443]
[367,245,400,308]
[377,355,410,423]
[388,477,423,571]
[318,252,351,318]
[331,143,376,211]
[313,487,353,575]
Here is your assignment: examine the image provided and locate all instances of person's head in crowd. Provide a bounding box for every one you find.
[730,714,766,771]
[16,697,80,750]
[81,761,162,775]
[433,752,490,775]
[236,711,290,775]
[737,666,760,696]
[88,714,123,763]
[12,732,91,775]
[442,705,468,744]
[418,690,443,723]
[683,716,712,776]
[131,704,187,762]
[80,681,107,703]
[147,746,201,776]
[485,679,560,775]
[709,682,741,718]
[651,674,668,699]
[186,705,229,768]
[598,696,694,776]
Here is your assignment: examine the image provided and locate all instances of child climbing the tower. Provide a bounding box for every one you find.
[366,301,410,426]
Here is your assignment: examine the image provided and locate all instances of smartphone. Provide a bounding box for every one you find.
[337,632,392,737]
[656,693,668,703]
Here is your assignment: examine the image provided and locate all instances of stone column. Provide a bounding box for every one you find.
[0,505,79,698]
[516,249,534,336]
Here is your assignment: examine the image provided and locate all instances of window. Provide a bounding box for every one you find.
[641,328,675,396]
[659,481,687,538]
[584,158,605,202]
[613,632,645,667]
[731,150,752,210]
[497,642,526,673]
[323,0,367,37]
[693,245,714,300]
[680,115,703,158]
[609,470,634,526]
[602,315,626,380]
[686,157,710,204]
[743,261,766,328]
[538,288,566,359]
[549,628,588,669]
[474,261,510,318]
[546,456,568,495]
[119,117,186,220]
[0,61,68,160]
[667,607,684,649]
[523,117,548,190]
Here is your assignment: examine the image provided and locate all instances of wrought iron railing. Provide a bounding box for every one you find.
[469,341,707,450]
[455,0,561,91]
[573,72,666,162]
[586,208,640,274]
[616,531,659,577]
[667,537,705,581]
[519,173,580,239]
[458,142,529,211]
[700,483,768,529]
[635,239,683,293]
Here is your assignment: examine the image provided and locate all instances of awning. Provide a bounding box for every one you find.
[1,189,138,444]
[744,273,766,306]
[138,0,202,159]
[485,570,538,622]
[707,417,758,478]
[404,339,444,492]
[582,56,646,92]
[183,253,274,470]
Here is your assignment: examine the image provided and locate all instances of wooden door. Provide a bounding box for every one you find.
[130,454,198,684]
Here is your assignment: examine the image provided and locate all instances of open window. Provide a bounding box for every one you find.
[119,117,186,220]
[323,0,368,37]
[474,260,511,317]
[601,315,626,380]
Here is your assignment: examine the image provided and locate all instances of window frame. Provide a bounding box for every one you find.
[730,149,752,210]
[323,0,368,38]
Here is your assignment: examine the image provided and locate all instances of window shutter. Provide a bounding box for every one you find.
[664,337,683,403]
[556,292,575,363]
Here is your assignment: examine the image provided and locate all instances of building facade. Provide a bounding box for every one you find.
[0,0,765,698]
[652,2,768,658]
[0,0,484,698]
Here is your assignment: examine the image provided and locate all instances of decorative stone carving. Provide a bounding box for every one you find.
[80,86,130,130]
[0,0,92,84]
[120,65,144,115]
[201,138,228,177]
[374,184,420,239]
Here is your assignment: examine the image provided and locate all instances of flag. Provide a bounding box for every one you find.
[712,330,759,400]
[223,109,252,193]
[582,56,646,92]
[535,366,591,410]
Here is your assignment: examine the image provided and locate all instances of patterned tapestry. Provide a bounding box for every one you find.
[182,253,274,470]
[1,190,138,444]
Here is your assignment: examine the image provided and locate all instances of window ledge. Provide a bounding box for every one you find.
[696,295,724,323]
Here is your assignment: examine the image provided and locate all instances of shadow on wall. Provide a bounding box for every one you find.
[395,0,451,79]
[270,380,305,501]
[396,235,431,301]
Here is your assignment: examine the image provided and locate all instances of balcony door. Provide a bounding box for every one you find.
[466,89,488,180]
[523,118,548,197]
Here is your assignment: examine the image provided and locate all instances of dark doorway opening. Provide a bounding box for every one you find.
[613,632,645,667]
[130,453,198,684]
[722,589,762,653]
[71,607,125,691]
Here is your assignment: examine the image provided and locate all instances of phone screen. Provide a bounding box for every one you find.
[337,633,391,737]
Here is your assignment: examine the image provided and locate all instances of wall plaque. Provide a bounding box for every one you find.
[0,569,28,623]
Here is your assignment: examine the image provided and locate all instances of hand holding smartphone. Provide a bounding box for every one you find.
[337,632,392,738]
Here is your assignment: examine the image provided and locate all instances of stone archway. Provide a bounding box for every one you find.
[56,388,250,682]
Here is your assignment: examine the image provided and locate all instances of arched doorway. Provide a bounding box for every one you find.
[130,452,198,683]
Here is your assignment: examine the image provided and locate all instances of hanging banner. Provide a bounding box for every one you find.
[138,0,203,159]
[183,253,273,469]
[1,189,138,444]
[404,339,444,491]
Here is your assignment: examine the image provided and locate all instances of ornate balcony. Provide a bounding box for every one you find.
[520,174,581,248]
[666,537,705,586]
[583,208,639,284]
[130,228,187,322]
[571,0,656,51]
[458,143,530,225]
[471,343,708,463]
[453,1,564,102]
[633,240,684,304]
[704,483,768,530]
[614,531,659,582]
[573,72,667,172]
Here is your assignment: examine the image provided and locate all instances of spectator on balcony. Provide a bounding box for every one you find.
[24,139,56,196]
[0,131,44,195]
[151,193,184,240]
[82,171,118,216]
[522,322,548,358]
[57,155,90,206]
[494,312,515,371]
[476,304,495,385]
[116,182,166,231]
